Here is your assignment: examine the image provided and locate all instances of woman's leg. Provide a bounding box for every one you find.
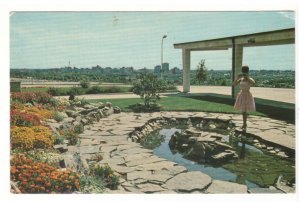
[242,112,247,130]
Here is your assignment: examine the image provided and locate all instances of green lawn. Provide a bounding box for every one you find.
[89,96,263,115]
[89,93,295,123]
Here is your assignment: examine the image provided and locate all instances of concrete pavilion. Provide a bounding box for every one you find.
[173,28,295,98]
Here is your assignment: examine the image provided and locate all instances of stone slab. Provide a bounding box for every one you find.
[127,171,173,183]
[206,180,248,193]
[137,183,167,193]
[165,171,212,192]
[135,161,176,171]
[248,188,285,194]
[125,155,166,167]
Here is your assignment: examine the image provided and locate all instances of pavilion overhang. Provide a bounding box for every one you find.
[173,28,295,97]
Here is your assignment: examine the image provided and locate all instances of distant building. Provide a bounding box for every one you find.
[170,67,181,74]
[162,63,169,74]
[154,65,161,75]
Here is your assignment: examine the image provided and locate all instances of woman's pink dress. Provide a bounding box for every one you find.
[234,79,256,112]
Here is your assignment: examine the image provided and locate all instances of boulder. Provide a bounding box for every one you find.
[65,110,78,118]
[75,116,82,123]
[81,118,90,125]
[113,106,121,113]
[80,107,99,115]
[277,151,288,158]
[185,128,202,136]
[105,102,113,107]
[211,150,238,162]
[102,106,114,116]
[63,117,75,123]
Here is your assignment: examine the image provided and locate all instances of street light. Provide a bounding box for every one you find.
[161,34,167,79]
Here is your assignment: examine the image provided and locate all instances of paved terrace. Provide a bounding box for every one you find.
[63,111,295,193]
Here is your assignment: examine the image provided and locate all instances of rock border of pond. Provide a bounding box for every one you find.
[46,110,295,194]
[129,115,294,160]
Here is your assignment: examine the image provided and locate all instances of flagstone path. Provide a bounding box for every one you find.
[62,112,295,193]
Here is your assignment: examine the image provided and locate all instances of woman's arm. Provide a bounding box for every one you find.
[232,75,242,86]
[245,76,255,86]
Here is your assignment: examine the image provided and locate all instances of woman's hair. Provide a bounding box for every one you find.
[242,65,249,73]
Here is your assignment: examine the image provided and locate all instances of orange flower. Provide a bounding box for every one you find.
[74,182,80,190]
[10,167,17,174]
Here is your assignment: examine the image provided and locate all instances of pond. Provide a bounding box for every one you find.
[141,127,295,189]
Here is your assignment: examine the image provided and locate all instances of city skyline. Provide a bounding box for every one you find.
[10,11,295,70]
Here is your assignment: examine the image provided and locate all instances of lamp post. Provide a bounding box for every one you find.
[161,34,167,79]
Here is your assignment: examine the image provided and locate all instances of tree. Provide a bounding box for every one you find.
[80,78,90,88]
[132,73,166,109]
[195,59,208,85]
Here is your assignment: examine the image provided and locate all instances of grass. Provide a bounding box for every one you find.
[89,93,295,123]
[89,96,263,115]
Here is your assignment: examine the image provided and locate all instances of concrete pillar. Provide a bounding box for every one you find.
[231,43,243,98]
[182,49,191,93]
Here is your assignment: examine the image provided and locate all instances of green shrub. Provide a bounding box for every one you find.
[47,87,59,96]
[74,124,84,134]
[86,86,103,94]
[103,86,121,93]
[47,87,71,96]
[80,79,90,89]
[48,97,60,107]
[132,73,167,109]
[53,134,65,145]
[68,87,84,96]
[90,165,120,190]
[11,82,21,92]
[79,175,105,193]
[65,131,79,145]
[59,128,79,146]
[53,111,64,122]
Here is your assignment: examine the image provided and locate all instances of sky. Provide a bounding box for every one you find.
[10,11,295,70]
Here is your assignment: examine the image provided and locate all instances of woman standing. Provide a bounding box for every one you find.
[232,65,256,131]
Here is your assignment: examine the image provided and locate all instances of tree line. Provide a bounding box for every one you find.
[11,64,295,89]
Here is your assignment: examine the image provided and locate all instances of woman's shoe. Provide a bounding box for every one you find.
[242,124,247,131]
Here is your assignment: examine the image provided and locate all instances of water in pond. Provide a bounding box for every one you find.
[145,127,295,189]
